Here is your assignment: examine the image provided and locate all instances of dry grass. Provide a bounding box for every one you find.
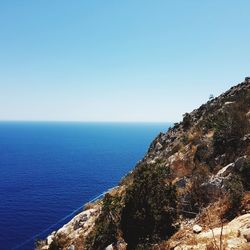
[159,194,250,250]
[197,199,228,230]
[241,192,250,211]
[84,202,96,210]
[159,199,230,250]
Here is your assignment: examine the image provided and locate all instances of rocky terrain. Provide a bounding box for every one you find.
[37,78,250,250]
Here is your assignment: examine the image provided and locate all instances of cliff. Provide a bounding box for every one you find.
[38,78,250,250]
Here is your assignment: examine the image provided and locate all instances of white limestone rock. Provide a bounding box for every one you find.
[193,224,202,234]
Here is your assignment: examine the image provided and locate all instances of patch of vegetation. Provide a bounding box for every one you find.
[189,164,211,212]
[121,163,177,249]
[194,143,211,165]
[182,113,192,130]
[181,134,189,145]
[48,234,70,250]
[212,104,249,160]
[48,240,61,250]
[238,158,250,190]
[224,174,244,219]
[85,193,123,250]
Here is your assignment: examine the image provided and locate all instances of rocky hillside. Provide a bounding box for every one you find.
[38,78,250,250]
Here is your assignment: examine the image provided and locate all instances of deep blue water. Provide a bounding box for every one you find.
[0,122,170,250]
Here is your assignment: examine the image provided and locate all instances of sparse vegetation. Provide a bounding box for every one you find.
[181,134,189,145]
[213,107,248,158]
[224,174,244,219]
[182,113,192,130]
[189,164,211,211]
[48,233,70,250]
[85,193,123,250]
[238,158,250,190]
[121,163,177,249]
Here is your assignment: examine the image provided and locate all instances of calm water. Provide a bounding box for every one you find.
[0,122,169,250]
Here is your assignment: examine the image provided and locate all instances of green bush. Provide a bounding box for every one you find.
[213,106,249,158]
[238,159,250,190]
[48,241,60,250]
[182,113,192,130]
[189,165,210,210]
[85,193,122,250]
[181,134,189,145]
[224,174,244,219]
[121,163,177,249]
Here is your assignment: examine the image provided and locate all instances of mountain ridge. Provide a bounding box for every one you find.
[37,78,250,250]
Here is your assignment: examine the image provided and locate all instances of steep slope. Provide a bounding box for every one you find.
[38,78,250,250]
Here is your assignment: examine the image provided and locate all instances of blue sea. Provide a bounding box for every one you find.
[0,122,169,250]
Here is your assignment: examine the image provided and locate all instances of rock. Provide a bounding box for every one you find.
[175,177,188,188]
[201,176,223,200]
[216,163,235,177]
[246,110,250,119]
[46,235,54,245]
[224,101,235,106]
[227,238,247,249]
[235,156,247,171]
[193,224,202,234]
[105,244,114,250]
[215,154,226,165]
[68,245,75,250]
[174,245,203,250]
[243,134,250,142]
[116,240,127,250]
[155,142,163,151]
[105,241,126,250]
[241,228,250,242]
[148,156,159,165]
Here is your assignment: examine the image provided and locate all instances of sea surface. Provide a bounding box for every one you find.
[0,122,170,250]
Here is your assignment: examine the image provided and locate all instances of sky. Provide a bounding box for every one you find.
[0,1,250,122]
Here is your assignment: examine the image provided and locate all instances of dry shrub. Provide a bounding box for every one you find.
[197,198,228,229]
[48,233,71,250]
[84,202,95,210]
[188,130,203,145]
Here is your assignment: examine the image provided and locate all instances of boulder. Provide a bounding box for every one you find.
[105,244,114,250]
[46,234,55,245]
[226,238,247,249]
[243,134,250,141]
[193,224,202,234]
[155,142,163,151]
[216,163,234,177]
[116,240,127,250]
[201,176,223,200]
[241,228,250,242]
[68,245,75,250]
[235,156,247,171]
[246,110,250,120]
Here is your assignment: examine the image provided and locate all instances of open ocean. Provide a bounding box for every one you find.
[0,122,170,250]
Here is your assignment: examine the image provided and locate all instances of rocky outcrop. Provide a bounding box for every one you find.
[174,214,250,250]
[38,207,100,250]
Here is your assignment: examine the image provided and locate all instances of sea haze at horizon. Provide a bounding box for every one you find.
[0,122,171,249]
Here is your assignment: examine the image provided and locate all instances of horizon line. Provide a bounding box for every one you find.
[0,119,175,124]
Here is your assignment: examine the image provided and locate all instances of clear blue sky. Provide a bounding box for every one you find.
[0,1,249,122]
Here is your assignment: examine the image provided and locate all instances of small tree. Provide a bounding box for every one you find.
[224,175,244,219]
[121,163,177,249]
[182,113,192,130]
